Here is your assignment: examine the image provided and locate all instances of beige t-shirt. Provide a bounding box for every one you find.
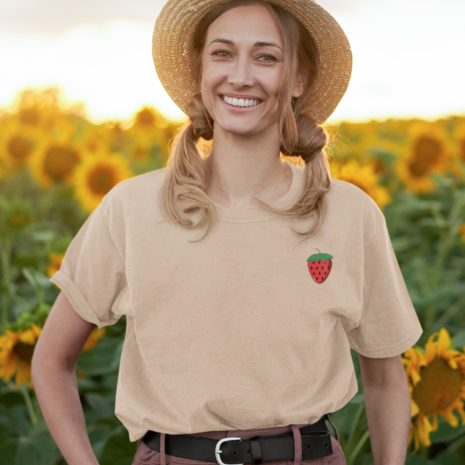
[49,160,423,441]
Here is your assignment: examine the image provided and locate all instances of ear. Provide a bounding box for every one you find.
[292,73,306,98]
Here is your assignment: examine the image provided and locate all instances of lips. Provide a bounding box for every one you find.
[219,94,263,110]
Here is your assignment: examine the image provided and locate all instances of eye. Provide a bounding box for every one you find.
[257,55,277,62]
[212,50,231,58]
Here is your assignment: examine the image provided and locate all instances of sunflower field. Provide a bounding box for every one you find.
[0,87,465,464]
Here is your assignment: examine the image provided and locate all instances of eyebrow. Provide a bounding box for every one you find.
[208,38,283,51]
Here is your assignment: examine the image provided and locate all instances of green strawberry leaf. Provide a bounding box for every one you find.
[306,252,333,263]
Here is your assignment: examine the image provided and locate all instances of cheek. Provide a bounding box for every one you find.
[268,72,284,97]
[200,64,222,102]
[255,67,283,99]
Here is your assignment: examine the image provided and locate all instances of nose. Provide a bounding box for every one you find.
[227,55,254,89]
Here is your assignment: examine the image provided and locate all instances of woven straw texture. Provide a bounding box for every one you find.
[152,0,353,124]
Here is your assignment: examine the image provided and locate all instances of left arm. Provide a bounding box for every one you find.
[358,353,412,465]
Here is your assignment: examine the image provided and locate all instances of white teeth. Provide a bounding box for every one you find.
[222,96,261,107]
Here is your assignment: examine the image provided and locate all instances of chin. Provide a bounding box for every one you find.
[217,121,265,137]
[226,128,259,137]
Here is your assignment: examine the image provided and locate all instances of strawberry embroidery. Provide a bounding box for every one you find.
[306,248,333,284]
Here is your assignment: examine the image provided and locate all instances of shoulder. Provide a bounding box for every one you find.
[107,167,167,200]
[327,177,387,240]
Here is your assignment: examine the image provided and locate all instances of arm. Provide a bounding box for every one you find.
[357,353,412,465]
[31,291,100,465]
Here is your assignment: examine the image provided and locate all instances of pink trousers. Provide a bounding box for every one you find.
[132,416,346,465]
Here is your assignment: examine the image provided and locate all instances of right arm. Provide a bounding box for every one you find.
[31,291,100,465]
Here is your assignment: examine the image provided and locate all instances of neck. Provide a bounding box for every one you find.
[203,123,293,209]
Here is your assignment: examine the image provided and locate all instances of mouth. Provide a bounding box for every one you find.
[219,94,263,111]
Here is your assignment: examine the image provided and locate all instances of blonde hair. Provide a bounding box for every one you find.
[159,0,334,243]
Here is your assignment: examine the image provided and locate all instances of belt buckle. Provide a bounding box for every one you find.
[215,437,243,465]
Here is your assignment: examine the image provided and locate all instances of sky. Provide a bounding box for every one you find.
[1,0,464,125]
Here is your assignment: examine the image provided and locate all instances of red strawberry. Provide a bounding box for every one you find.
[306,249,333,284]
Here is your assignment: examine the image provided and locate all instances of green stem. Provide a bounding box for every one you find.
[19,383,38,425]
[413,257,432,296]
[433,191,464,288]
[435,294,465,328]
[0,236,12,327]
[347,403,365,448]
[347,429,370,465]
[446,430,465,453]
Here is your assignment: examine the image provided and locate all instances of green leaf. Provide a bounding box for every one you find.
[77,337,120,376]
[99,426,138,465]
[306,253,333,263]
[84,393,115,421]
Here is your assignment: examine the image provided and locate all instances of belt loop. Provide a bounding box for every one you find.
[161,432,167,465]
[325,414,340,443]
[290,425,302,465]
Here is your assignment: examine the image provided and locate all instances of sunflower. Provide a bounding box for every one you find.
[47,252,64,277]
[28,117,82,188]
[0,324,42,389]
[330,158,391,210]
[403,328,465,453]
[396,121,452,194]
[13,87,69,130]
[126,133,154,163]
[0,117,40,171]
[73,149,134,212]
[125,106,179,159]
[130,106,168,131]
[76,122,114,154]
[365,136,400,178]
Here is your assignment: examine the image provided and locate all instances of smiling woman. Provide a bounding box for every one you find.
[37,1,422,465]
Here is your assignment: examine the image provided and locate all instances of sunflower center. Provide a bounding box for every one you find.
[412,357,464,416]
[372,159,387,174]
[88,166,117,195]
[8,135,34,162]
[408,136,442,177]
[44,145,80,181]
[14,341,35,363]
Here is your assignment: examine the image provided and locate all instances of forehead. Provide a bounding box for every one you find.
[206,4,283,46]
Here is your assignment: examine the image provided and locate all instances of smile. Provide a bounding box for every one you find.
[220,95,262,109]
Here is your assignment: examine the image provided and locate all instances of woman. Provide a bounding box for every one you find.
[32,1,423,465]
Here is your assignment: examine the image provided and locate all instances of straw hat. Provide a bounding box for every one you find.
[152,0,353,125]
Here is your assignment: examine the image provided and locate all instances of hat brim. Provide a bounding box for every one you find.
[152,0,352,124]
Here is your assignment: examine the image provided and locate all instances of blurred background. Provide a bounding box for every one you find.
[1,1,465,464]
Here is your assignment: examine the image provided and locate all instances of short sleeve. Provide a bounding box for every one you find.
[345,214,423,358]
[49,195,129,329]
